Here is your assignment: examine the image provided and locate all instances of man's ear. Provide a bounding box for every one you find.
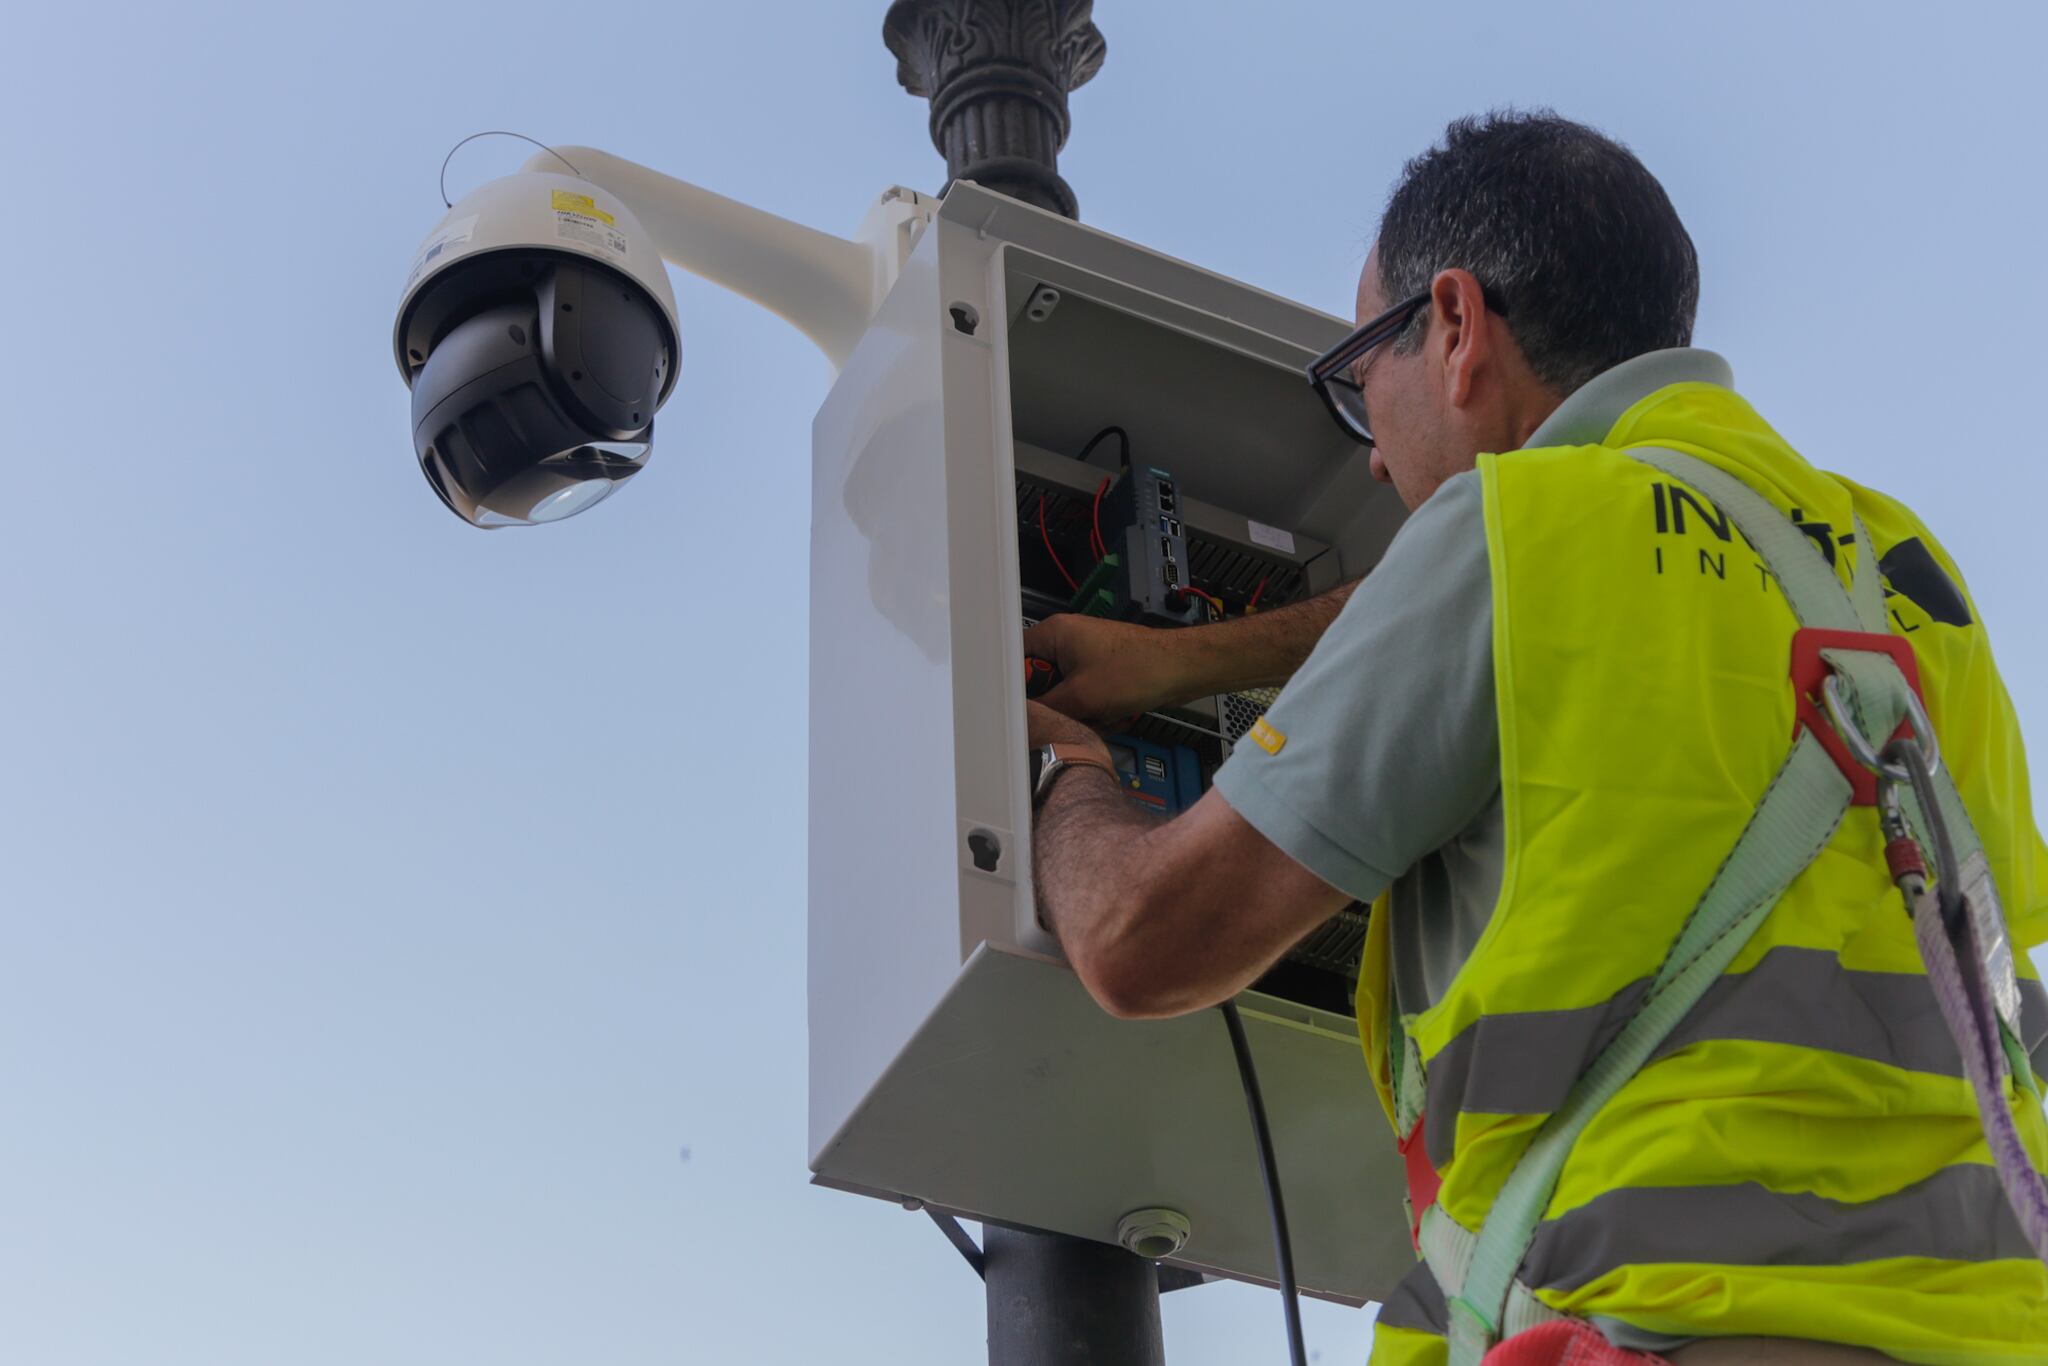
[1430,268,1494,409]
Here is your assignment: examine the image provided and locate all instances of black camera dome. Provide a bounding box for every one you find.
[400,253,678,528]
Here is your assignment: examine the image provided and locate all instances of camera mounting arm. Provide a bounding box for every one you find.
[394,147,937,528]
[524,146,934,371]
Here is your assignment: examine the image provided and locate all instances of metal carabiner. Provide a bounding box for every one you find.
[1822,673,1940,783]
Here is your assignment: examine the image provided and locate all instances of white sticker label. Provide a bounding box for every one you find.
[406,214,477,288]
[556,212,628,256]
[1246,520,1296,555]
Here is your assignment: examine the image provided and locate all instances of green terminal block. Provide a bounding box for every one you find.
[1069,553,1123,617]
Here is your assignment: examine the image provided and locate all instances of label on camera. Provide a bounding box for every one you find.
[1246,519,1296,554]
[406,214,477,287]
[551,190,628,257]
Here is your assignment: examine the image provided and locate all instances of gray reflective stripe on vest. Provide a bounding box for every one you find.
[1436,447,1925,1365]
[1522,1164,2037,1295]
[1419,951,2048,1166]
[1377,1261,1451,1335]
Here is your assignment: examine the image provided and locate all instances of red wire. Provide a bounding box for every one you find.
[1039,493,1079,591]
[1090,477,1111,561]
[1247,575,1269,609]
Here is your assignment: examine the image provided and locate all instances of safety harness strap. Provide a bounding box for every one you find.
[1436,447,1902,1365]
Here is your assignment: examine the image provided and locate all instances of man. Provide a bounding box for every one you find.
[1023,112,2048,1364]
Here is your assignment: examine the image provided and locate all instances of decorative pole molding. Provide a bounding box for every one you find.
[883,0,1106,220]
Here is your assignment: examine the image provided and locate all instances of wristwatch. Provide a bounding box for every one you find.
[1033,742,1119,807]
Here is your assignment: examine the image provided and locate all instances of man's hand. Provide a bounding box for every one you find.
[1024,583,1360,726]
[1022,615,1195,724]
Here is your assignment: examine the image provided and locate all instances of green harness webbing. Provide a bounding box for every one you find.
[1435,447,1934,1364]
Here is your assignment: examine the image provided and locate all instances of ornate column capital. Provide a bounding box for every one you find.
[883,0,1106,219]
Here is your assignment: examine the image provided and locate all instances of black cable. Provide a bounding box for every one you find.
[1219,1000,1308,1366]
[1076,425,1132,471]
[438,131,583,207]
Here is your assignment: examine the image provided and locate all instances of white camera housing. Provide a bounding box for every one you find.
[395,170,681,347]
[393,172,682,528]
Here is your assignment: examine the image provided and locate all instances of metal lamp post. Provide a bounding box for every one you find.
[884,6,1181,1363]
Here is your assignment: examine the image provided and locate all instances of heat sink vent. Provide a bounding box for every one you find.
[1182,542,1305,605]
[1014,475,1308,610]
[1287,908,1370,978]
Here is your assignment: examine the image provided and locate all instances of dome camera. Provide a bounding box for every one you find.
[393,171,681,528]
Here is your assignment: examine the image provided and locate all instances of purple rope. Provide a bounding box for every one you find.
[1915,889,2048,1260]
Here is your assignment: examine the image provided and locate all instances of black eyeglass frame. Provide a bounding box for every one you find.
[1305,291,1432,448]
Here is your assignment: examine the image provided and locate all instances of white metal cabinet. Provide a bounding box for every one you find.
[808,184,1413,1304]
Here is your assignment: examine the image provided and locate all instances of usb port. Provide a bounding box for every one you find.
[1162,517,1181,537]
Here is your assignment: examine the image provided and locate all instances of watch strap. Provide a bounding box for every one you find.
[1035,743,1118,805]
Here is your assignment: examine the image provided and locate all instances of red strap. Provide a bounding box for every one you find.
[1398,1117,1442,1248]
[1482,1320,1673,1365]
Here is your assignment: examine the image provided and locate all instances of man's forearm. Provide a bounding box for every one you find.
[1029,748,1352,1019]
[1166,578,1358,700]
[1031,766,1160,1004]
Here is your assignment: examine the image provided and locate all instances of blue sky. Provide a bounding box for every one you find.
[5,2,2046,1362]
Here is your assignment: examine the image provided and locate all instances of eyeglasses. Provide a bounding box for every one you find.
[1306,292,1431,448]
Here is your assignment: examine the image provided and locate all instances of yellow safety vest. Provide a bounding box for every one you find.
[1364,379,2048,1364]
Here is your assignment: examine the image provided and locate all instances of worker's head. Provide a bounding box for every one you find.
[1355,112,1699,509]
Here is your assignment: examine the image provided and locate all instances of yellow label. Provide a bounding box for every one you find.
[1249,716,1286,754]
[550,189,615,225]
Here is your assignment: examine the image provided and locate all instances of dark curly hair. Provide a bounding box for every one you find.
[1378,110,1700,396]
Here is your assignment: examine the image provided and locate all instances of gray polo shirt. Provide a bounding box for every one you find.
[1212,349,1737,1020]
